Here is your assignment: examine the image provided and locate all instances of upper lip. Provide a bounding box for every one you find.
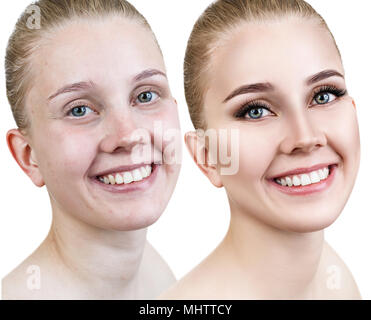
[268,162,337,180]
[92,163,153,177]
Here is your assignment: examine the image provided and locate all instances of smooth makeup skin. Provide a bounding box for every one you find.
[162,18,361,299]
[3,17,181,299]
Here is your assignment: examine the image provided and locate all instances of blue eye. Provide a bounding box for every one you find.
[246,107,269,119]
[68,105,94,117]
[137,91,158,104]
[312,86,347,106]
[234,103,273,120]
[314,92,333,105]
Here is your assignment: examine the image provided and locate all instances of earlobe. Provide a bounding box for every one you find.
[6,129,45,187]
[184,131,223,188]
[352,100,356,109]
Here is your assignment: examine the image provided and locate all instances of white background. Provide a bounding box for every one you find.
[0,0,370,299]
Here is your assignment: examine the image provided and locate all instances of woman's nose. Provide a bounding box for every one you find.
[279,110,327,155]
[99,110,148,154]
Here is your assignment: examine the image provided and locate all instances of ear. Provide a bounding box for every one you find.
[184,131,223,188]
[6,129,45,187]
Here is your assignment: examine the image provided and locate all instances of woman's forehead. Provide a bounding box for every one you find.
[28,17,165,101]
[208,18,343,89]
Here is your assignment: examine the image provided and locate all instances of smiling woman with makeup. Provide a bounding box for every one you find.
[162,0,361,299]
[2,0,181,299]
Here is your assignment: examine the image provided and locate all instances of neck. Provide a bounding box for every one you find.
[221,204,325,299]
[44,204,147,299]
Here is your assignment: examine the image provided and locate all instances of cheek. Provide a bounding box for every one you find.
[147,103,181,160]
[220,127,276,186]
[323,102,360,163]
[35,127,97,183]
[153,102,180,131]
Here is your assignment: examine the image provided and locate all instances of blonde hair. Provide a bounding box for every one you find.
[184,0,340,130]
[5,0,157,134]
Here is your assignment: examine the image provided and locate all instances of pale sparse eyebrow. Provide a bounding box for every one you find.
[47,69,166,102]
[133,68,167,82]
[48,81,96,101]
[223,82,274,103]
[306,69,344,85]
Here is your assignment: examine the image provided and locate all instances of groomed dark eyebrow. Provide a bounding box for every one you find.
[306,69,344,85]
[48,81,96,101]
[223,83,274,103]
[133,68,167,82]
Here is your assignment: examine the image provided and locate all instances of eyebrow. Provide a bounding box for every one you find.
[47,69,167,102]
[306,69,344,85]
[48,81,96,101]
[222,69,344,103]
[223,83,274,103]
[133,68,167,82]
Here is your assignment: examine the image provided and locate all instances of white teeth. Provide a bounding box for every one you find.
[132,169,143,181]
[300,174,311,186]
[140,166,148,178]
[108,174,115,185]
[286,177,293,187]
[309,171,321,183]
[115,173,124,185]
[146,165,152,176]
[318,169,325,180]
[323,167,329,177]
[292,175,301,186]
[123,172,134,184]
[98,164,153,185]
[275,166,331,187]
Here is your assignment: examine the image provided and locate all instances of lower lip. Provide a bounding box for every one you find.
[90,164,160,194]
[267,165,337,196]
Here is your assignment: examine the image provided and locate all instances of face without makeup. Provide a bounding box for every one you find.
[202,18,360,232]
[24,17,181,231]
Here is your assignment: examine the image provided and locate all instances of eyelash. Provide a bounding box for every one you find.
[65,102,96,117]
[132,88,161,106]
[234,85,347,120]
[64,88,162,118]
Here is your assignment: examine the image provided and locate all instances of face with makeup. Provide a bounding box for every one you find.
[194,17,360,232]
[16,17,181,231]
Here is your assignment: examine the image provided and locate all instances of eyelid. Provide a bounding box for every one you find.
[64,100,98,117]
[233,99,276,119]
[309,84,347,106]
[132,86,161,105]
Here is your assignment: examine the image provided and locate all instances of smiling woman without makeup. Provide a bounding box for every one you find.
[2,0,181,299]
[162,0,361,299]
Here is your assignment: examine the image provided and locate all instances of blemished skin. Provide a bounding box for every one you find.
[162,17,361,299]
[3,17,181,299]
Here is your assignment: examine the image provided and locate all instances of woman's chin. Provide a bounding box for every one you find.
[103,208,163,231]
[275,209,342,233]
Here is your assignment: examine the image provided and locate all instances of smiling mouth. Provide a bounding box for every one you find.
[95,163,155,185]
[272,164,336,187]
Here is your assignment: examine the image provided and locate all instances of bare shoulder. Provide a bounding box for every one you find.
[159,267,207,300]
[2,255,44,300]
[318,241,361,299]
[159,253,224,300]
[138,241,176,298]
[2,241,68,300]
